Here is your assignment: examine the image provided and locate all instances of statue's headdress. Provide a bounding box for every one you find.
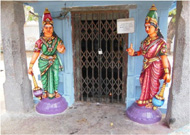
[42,8,53,26]
[145,4,158,27]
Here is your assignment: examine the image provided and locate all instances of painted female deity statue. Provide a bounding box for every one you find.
[28,8,66,99]
[126,4,171,108]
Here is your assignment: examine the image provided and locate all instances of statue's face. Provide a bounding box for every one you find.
[145,23,156,35]
[43,24,53,37]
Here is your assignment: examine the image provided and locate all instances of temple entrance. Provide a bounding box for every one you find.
[72,10,128,103]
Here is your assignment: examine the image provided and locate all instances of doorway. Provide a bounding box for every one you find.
[72,10,128,103]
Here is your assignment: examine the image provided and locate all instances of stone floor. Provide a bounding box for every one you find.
[1,102,173,135]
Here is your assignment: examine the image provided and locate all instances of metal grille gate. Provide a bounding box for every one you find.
[72,10,128,103]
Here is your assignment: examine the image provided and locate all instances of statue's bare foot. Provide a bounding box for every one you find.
[55,92,61,98]
[145,103,153,108]
[136,100,146,106]
[42,92,48,99]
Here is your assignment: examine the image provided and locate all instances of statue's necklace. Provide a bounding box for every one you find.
[145,36,158,45]
[41,36,57,52]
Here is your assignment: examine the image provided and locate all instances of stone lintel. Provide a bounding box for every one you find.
[63,4,137,12]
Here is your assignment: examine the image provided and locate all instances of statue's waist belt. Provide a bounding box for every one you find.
[40,54,57,60]
[143,57,160,64]
[40,54,57,76]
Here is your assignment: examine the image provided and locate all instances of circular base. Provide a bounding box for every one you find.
[126,102,162,124]
[36,97,68,115]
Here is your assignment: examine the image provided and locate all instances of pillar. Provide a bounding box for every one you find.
[1,2,33,113]
[166,1,190,129]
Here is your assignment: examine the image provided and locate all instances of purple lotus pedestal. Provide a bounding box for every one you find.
[126,102,162,124]
[36,97,68,115]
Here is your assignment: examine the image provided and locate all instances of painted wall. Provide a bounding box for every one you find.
[27,1,173,107]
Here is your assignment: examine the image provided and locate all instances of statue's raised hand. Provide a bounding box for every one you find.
[57,42,66,54]
[126,43,134,56]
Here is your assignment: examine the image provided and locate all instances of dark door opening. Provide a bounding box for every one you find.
[72,10,128,103]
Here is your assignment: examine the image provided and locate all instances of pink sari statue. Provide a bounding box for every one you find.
[126,4,171,108]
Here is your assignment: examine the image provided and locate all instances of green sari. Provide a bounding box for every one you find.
[38,36,63,98]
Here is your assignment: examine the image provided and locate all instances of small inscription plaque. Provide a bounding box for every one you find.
[117,18,135,34]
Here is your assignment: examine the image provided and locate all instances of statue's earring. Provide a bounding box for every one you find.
[155,28,158,33]
[156,25,159,33]
[42,26,45,33]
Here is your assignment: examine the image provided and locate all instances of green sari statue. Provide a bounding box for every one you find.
[28,8,66,99]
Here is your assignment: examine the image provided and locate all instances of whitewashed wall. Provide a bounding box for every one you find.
[24,21,39,51]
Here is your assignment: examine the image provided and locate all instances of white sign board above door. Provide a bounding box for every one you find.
[117,18,135,34]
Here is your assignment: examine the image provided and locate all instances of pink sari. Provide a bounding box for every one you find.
[138,37,169,105]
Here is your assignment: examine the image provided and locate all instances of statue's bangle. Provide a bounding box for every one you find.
[133,52,138,56]
[164,68,169,74]
[29,63,34,68]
